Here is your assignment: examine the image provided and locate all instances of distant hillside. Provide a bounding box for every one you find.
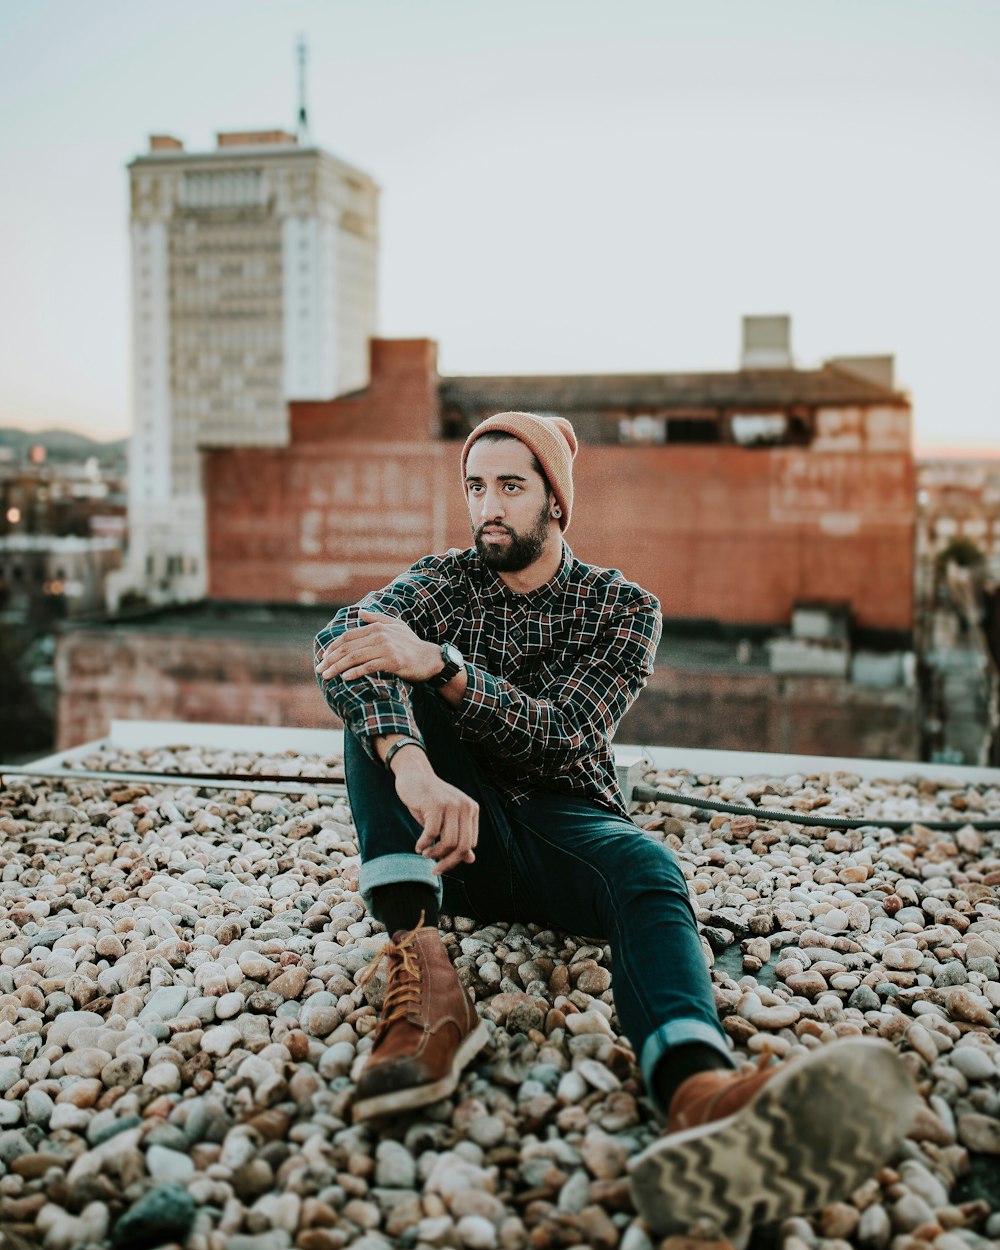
[0,427,127,469]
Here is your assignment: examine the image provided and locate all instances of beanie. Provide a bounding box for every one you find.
[461,411,579,530]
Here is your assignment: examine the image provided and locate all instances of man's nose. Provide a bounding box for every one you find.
[479,488,505,518]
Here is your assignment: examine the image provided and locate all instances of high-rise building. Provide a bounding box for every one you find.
[110,129,378,605]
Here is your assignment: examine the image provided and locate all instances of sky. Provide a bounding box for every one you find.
[0,0,997,454]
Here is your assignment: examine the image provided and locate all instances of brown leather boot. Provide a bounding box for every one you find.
[352,919,489,1122]
[629,1037,918,1241]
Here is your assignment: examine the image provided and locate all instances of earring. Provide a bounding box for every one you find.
[553,506,562,518]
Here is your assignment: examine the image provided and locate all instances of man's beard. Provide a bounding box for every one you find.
[474,499,551,573]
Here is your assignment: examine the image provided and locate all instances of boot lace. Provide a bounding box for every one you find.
[358,912,427,1045]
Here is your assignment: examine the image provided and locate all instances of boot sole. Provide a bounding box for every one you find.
[352,1019,491,1123]
[628,1037,918,1240]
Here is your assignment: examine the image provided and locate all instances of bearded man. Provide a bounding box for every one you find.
[314,411,915,1239]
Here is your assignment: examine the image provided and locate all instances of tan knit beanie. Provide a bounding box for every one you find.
[461,411,579,530]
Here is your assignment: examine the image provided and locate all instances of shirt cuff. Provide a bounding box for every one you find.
[451,661,504,739]
[345,696,423,763]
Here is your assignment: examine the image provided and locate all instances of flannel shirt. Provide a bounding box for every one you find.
[314,543,662,817]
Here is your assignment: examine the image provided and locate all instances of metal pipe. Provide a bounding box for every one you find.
[631,785,1000,832]
[0,765,348,799]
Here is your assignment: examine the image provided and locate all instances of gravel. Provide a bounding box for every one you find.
[0,749,996,1250]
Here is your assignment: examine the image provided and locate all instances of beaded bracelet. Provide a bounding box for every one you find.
[383,736,425,770]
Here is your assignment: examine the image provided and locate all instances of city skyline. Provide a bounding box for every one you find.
[1,0,997,454]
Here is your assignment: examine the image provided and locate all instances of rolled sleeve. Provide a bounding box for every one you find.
[339,692,424,764]
[451,662,501,735]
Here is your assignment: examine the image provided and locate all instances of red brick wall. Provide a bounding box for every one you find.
[56,627,918,760]
[55,630,326,751]
[620,666,919,761]
[205,340,914,632]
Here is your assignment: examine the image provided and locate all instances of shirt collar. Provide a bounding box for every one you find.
[475,541,574,606]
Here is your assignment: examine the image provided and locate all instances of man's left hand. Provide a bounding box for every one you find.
[315,609,442,683]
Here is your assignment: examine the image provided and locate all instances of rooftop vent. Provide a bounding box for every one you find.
[216,130,298,149]
[742,315,793,369]
[827,356,895,390]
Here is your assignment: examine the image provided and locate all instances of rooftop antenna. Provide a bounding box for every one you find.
[296,35,310,144]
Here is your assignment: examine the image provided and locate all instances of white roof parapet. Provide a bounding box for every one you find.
[20,721,1000,788]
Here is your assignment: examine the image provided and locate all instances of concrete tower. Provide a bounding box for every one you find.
[110,128,379,605]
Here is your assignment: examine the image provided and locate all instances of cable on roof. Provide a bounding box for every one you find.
[632,785,1000,833]
[2,768,998,833]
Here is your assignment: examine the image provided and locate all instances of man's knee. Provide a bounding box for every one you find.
[606,834,690,906]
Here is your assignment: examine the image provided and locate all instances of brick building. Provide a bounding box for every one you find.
[205,329,914,636]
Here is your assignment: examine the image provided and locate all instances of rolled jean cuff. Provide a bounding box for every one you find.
[358,853,444,916]
[640,1018,735,1113]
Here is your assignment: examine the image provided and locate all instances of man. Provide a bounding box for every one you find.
[314,411,916,1240]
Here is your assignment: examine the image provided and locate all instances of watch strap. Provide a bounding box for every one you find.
[427,642,463,689]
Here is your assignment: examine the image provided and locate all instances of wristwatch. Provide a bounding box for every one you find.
[427,641,464,689]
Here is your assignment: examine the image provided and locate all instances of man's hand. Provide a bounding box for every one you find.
[389,748,479,876]
[315,609,441,683]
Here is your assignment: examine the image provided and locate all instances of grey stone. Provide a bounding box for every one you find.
[88,1113,143,1147]
[183,1097,231,1146]
[856,1202,891,1249]
[145,1143,196,1183]
[848,985,880,1012]
[556,1168,591,1213]
[24,1088,54,1127]
[948,1046,997,1082]
[375,1138,417,1189]
[0,1101,21,1128]
[223,1233,293,1250]
[0,1130,33,1164]
[111,1182,197,1250]
[138,985,190,1021]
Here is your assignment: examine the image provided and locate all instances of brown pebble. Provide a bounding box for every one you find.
[297,1232,346,1250]
[269,966,309,1000]
[52,1082,95,1112]
[0,1193,48,1220]
[142,1094,176,1119]
[723,1015,758,1043]
[549,966,570,995]
[231,1159,275,1202]
[587,1177,634,1212]
[243,1108,291,1141]
[660,1240,734,1250]
[577,1204,619,1250]
[11,1152,67,1180]
[190,1143,220,1170]
[284,1029,310,1061]
[300,1197,339,1228]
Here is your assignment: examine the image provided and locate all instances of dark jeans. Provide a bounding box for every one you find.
[344,685,732,1102]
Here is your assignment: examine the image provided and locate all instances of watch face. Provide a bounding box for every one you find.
[443,643,463,667]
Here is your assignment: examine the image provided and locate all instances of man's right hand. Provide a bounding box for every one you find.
[388,746,479,876]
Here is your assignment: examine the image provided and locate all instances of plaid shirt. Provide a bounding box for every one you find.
[315,543,662,816]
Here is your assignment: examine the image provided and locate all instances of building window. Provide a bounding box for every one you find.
[731,414,789,446]
[618,415,666,445]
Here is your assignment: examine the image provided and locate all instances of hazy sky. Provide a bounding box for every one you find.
[0,0,997,453]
